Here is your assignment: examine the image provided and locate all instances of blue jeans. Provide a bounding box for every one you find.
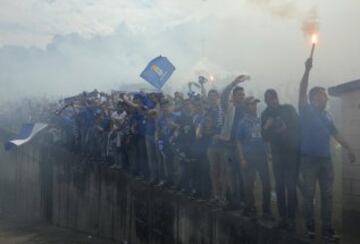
[300,156,334,230]
[243,153,271,214]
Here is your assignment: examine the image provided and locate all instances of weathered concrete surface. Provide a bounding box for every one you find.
[0,129,311,244]
[0,130,42,222]
[0,216,115,244]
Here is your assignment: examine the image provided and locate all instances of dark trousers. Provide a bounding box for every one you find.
[223,144,245,206]
[243,153,271,214]
[174,155,188,189]
[272,150,299,221]
[177,155,211,198]
[300,156,333,230]
[207,144,226,199]
[145,135,159,182]
[128,135,148,177]
[194,155,211,198]
[159,144,173,184]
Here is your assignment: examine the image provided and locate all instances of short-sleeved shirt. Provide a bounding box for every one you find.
[299,104,337,158]
[237,115,267,154]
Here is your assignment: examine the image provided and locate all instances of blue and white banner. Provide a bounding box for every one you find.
[4,123,48,151]
[140,56,175,89]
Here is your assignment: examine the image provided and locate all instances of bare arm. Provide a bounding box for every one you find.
[266,142,272,162]
[260,111,273,142]
[299,58,313,110]
[196,123,203,139]
[200,82,207,99]
[333,133,356,163]
[155,120,160,141]
[123,99,141,110]
[237,142,247,168]
[55,104,70,116]
[221,75,249,111]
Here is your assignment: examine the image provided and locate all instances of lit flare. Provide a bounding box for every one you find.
[309,33,318,58]
[311,34,318,44]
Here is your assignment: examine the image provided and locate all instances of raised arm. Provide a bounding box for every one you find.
[221,75,249,111]
[299,58,313,110]
[200,82,207,99]
[55,103,71,116]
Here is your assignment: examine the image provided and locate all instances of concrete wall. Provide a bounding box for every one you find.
[333,91,360,244]
[339,91,360,211]
[0,130,310,244]
[0,130,42,222]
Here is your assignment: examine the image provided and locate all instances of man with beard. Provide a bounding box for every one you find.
[261,89,300,230]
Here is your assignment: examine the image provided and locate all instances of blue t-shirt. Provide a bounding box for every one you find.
[129,111,146,136]
[157,113,177,142]
[236,115,267,154]
[62,114,75,133]
[300,104,337,158]
[78,106,96,128]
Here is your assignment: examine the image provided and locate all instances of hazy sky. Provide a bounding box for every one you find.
[0,0,359,101]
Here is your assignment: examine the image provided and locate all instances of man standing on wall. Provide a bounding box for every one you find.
[207,75,248,208]
[261,89,300,231]
[237,97,272,219]
[298,58,356,241]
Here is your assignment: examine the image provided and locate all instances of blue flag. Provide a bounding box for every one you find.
[4,123,48,151]
[140,56,175,89]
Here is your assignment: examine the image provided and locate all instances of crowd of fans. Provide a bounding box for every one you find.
[1,58,356,241]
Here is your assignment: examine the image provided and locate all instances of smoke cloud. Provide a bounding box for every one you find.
[0,18,227,101]
[247,0,299,19]
[247,1,320,37]
[2,0,360,106]
[301,7,320,36]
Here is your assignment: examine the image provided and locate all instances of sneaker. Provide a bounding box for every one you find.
[156,180,167,187]
[196,197,206,203]
[222,202,241,211]
[305,226,316,240]
[218,198,229,209]
[286,220,295,232]
[208,197,220,207]
[243,207,257,218]
[261,213,275,222]
[109,163,122,169]
[149,179,159,186]
[277,218,288,229]
[322,228,340,242]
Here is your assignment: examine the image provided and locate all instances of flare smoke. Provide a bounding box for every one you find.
[301,7,320,37]
[249,1,320,37]
[248,0,299,19]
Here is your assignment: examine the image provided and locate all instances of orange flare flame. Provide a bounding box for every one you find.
[311,34,318,44]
